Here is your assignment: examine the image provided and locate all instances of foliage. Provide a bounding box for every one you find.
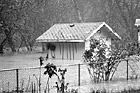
[83,39,140,83]
[105,0,140,41]
[0,0,19,52]
[0,0,140,53]
[44,63,57,93]
[44,63,69,93]
[15,0,46,51]
[44,63,57,78]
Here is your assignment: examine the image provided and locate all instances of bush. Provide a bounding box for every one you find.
[83,39,140,83]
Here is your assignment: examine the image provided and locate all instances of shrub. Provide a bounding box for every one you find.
[83,39,140,83]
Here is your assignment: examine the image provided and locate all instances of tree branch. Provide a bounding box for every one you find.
[71,0,83,22]
[114,0,130,30]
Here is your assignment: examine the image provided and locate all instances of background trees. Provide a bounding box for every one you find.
[0,0,140,53]
[106,0,140,42]
[0,0,19,53]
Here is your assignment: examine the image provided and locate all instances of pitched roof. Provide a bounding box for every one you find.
[36,22,121,42]
[135,19,140,26]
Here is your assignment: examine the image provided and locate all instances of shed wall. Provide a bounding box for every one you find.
[90,26,112,47]
[45,42,85,60]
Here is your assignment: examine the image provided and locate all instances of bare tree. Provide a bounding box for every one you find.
[106,0,140,42]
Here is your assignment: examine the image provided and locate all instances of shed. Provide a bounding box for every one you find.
[135,19,140,42]
[36,22,121,60]
[135,19,140,27]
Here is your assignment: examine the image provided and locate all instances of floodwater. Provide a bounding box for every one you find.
[0,52,140,93]
[0,52,81,69]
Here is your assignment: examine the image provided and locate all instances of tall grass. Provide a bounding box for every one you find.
[90,87,140,93]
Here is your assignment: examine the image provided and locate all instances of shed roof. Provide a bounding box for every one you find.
[36,22,121,42]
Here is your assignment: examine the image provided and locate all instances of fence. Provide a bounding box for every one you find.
[0,59,140,93]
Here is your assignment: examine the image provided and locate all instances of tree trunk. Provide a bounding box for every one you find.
[24,42,30,51]
[28,41,35,51]
[129,28,138,42]
[7,37,16,52]
[5,29,16,52]
[17,40,23,52]
[0,45,4,54]
[0,38,7,54]
[72,0,83,22]
[21,35,30,51]
[42,42,45,52]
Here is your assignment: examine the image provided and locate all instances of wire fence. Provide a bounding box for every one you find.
[0,64,86,93]
[0,59,140,93]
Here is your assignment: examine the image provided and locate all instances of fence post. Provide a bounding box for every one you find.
[78,64,80,86]
[16,69,19,93]
[127,60,129,80]
[39,56,44,93]
[39,67,41,93]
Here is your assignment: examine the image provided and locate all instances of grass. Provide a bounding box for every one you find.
[90,87,140,93]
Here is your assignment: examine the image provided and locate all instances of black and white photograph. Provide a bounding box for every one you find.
[0,0,140,93]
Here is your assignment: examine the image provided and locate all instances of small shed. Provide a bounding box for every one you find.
[36,22,121,60]
[135,19,140,42]
[135,19,140,27]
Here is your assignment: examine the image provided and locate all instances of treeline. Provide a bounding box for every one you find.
[0,0,140,53]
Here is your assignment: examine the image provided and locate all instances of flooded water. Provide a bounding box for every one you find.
[0,52,81,69]
[0,52,140,93]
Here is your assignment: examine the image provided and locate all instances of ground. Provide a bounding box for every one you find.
[0,48,140,93]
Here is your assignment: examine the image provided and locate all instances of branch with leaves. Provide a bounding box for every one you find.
[83,38,140,82]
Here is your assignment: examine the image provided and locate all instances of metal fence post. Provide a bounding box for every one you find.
[39,56,43,93]
[78,64,80,86]
[39,67,41,93]
[16,69,19,93]
[127,60,129,80]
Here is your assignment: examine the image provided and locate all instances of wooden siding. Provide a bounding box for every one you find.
[45,42,85,60]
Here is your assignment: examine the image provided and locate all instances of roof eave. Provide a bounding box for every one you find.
[86,22,121,40]
[104,23,121,40]
[86,22,105,40]
[36,39,85,43]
